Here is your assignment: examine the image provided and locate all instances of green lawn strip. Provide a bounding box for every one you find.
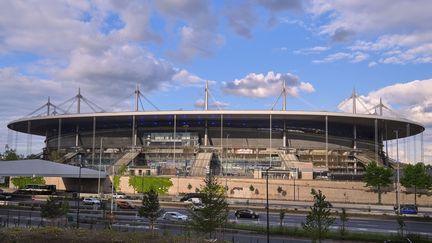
[0,227,213,242]
[226,222,432,242]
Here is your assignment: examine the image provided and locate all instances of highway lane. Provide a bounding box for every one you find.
[1,206,430,236]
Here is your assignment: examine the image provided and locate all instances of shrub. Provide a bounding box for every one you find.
[277,186,283,194]
[249,185,255,191]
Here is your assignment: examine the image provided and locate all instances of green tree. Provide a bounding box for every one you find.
[302,189,335,243]
[138,187,164,235]
[41,196,69,219]
[339,208,349,236]
[363,162,393,204]
[188,174,229,240]
[128,176,173,194]
[401,162,432,205]
[3,149,20,160]
[11,176,45,189]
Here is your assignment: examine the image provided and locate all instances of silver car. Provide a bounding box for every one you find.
[82,197,101,205]
[162,211,188,221]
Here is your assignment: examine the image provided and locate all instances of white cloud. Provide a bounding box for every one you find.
[57,45,176,97]
[172,26,224,62]
[309,0,432,64]
[194,99,229,109]
[313,52,368,64]
[225,1,257,38]
[223,71,314,98]
[172,69,204,86]
[368,61,377,67]
[294,46,329,55]
[155,0,223,61]
[299,82,315,93]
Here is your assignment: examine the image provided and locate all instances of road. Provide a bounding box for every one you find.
[1,206,431,237]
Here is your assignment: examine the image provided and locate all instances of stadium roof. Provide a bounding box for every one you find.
[7,110,425,139]
[0,159,107,178]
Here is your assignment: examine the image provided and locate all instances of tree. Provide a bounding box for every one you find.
[2,149,20,161]
[401,163,432,205]
[363,162,393,204]
[302,189,335,243]
[279,209,286,228]
[138,187,164,235]
[188,174,229,240]
[339,208,349,236]
[128,176,173,194]
[11,176,45,189]
[41,196,69,219]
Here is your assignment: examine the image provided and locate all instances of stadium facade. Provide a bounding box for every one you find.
[7,84,425,180]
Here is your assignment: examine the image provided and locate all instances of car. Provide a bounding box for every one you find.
[112,192,126,199]
[116,200,135,209]
[184,197,202,204]
[162,211,188,221]
[180,193,204,202]
[235,209,259,219]
[0,193,12,200]
[398,204,418,215]
[191,203,205,211]
[82,197,101,205]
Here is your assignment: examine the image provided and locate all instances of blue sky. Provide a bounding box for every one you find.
[0,0,432,163]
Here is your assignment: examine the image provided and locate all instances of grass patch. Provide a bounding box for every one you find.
[0,227,224,243]
[226,222,432,242]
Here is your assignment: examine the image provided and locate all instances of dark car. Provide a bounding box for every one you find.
[180,193,204,202]
[399,204,418,215]
[235,209,259,219]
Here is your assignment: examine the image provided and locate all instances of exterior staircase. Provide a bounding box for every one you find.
[60,152,79,163]
[190,152,213,176]
[108,151,140,174]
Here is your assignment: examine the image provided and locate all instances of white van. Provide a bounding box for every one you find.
[184,197,202,204]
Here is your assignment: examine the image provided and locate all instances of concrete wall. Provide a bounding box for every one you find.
[41,176,432,206]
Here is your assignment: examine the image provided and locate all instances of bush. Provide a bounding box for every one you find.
[11,176,45,189]
[277,186,283,194]
[249,185,255,191]
[128,176,173,194]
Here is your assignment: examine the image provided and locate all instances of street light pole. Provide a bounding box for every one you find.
[111,165,114,214]
[395,130,400,213]
[98,137,103,197]
[76,162,82,228]
[265,166,272,243]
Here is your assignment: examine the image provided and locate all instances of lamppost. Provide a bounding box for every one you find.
[225,134,230,188]
[394,130,400,213]
[97,137,103,197]
[265,166,273,243]
[76,162,82,228]
[111,165,114,214]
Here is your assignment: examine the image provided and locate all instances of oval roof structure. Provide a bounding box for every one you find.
[8,110,425,140]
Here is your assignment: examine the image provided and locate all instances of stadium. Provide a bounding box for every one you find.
[6,83,425,181]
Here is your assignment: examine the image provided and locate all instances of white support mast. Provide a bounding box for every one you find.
[204,80,209,111]
[135,84,140,112]
[352,88,356,114]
